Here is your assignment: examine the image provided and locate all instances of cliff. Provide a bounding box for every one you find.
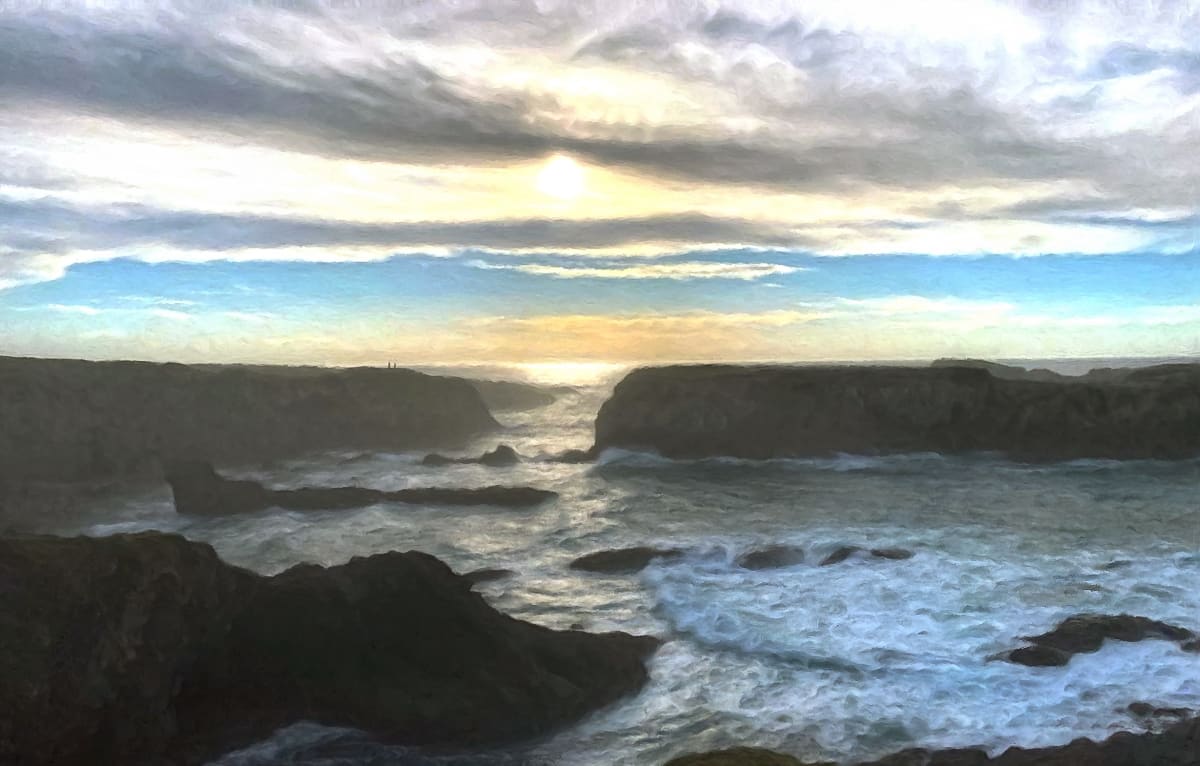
[593,363,1200,461]
[0,532,659,766]
[0,356,498,488]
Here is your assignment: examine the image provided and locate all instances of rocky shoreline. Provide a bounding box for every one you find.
[0,532,659,766]
[593,363,1200,461]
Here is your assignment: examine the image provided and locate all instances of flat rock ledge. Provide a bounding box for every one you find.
[0,532,659,766]
[165,459,555,515]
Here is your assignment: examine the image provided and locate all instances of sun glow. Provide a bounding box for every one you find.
[535,154,586,201]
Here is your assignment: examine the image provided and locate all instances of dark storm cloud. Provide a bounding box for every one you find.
[2,2,1188,199]
[0,197,813,259]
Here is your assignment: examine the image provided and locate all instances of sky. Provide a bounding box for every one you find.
[1,0,1198,368]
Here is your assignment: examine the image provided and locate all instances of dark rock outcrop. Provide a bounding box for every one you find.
[468,379,559,411]
[0,532,659,766]
[569,546,684,573]
[551,447,598,463]
[0,357,499,528]
[593,363,1200,461]
[165,460,556,515]
[667,715,1200,765]
[738,545,807,570]
[422,444,521,467]
[1004,613,1195,666]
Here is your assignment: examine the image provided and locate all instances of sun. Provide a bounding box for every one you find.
[536,154,586,201]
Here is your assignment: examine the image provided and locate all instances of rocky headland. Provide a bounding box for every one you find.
[0,356,500,529]
[0,532,659,766]
[593,363,1200,461]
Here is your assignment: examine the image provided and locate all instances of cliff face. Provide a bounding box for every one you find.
[0,356,498,487]
[0,532,659,766]
[593,364,1200,461]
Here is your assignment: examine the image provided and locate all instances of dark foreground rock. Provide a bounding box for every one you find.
[1004,613,1195,666]
[665,715,1200,765]
[570,546,684,573]
[0,532,659,766]
[423,444,521,467]
[165,460,556,515]
[593,363,1200,461]
[0,357,499,529]
[738,545,807,570]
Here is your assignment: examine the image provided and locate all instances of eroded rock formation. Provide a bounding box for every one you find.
[0,532,659,766]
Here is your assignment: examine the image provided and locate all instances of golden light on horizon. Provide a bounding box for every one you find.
[535,154,586,201]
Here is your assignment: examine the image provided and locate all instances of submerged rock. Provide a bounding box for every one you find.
[869,547,914,560]
[422,444,521,467]
[165,460,556,515]
[1004,613,1195,666]
[665,747,826,765]
[737,545,807,570]
[593,363,1200,461]
[461,567,515,585]
[669,715,1200,764]
[0,532,659,766]
[1128,702,1193,720]
[570,546,684,573]
[820,545,864,566]
[817,546,914,567]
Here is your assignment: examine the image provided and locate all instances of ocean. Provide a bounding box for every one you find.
[57,359,1200,765]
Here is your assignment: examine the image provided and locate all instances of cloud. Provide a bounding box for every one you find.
[468,259,803,280]
[2,1,1196,204]
[0,195,823,286]
[44,303,100,315]
[0,0,1197,328]
[146,308,192,321]
[222,311,277,323]
[833,295,1016,317]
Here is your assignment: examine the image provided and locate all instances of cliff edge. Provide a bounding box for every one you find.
[0,355,497,486]
[593,363,1200,461]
